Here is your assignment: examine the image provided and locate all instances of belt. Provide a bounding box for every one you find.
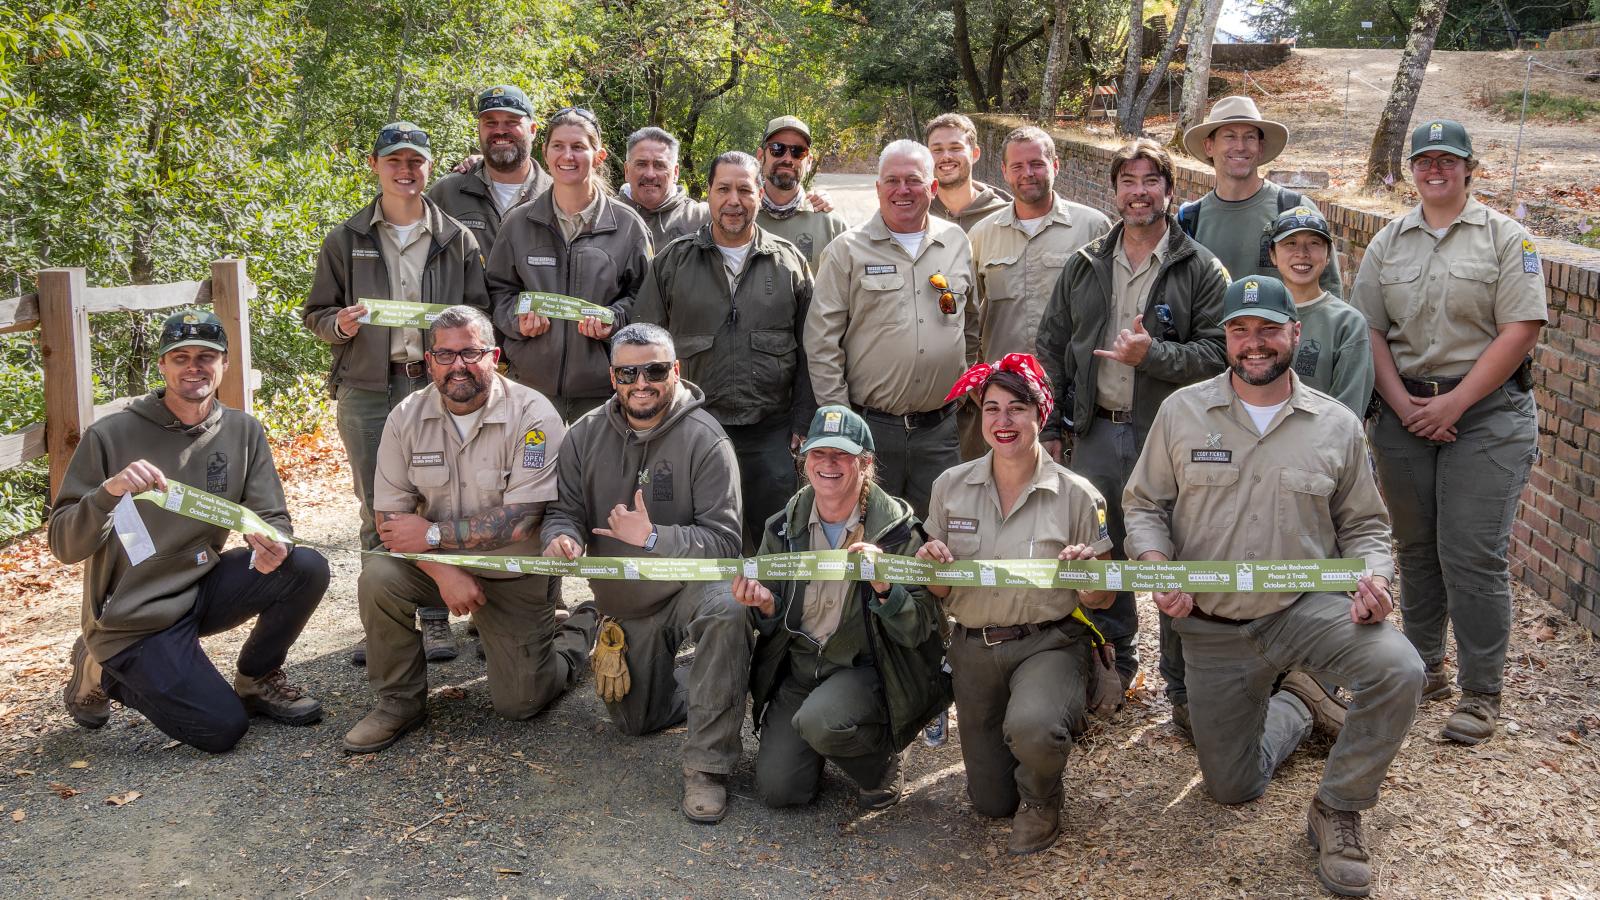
[1400,375,1463,397]
[1188,607,1253,627]
[1094,407,1134,425]
[855,401,957,431]
[392,360,426,380]
[962,614,1076,647]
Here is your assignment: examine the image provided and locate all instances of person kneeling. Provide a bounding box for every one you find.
[735,406,949,811]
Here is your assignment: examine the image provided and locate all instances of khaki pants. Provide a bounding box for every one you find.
[599,583,754,775]
[358,555,595,720]
[754,663,893,807]
[1174,592,1424,811]
[947,619,1093,817]
[335,370,426,551]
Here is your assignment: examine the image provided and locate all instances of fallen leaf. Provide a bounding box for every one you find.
[9,809,23,822]
[13,770,35,777]
[105,791,141,807]
[161,740,181,751]
[494,868,523,876]
[436,686,466,700]
[48,782,78,799]
[68,760,88,769]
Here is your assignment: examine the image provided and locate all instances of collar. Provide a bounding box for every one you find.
[1197,370,1320,416]
[691,223,780,255]
[369,200,434,235]
[806,495,862,536]
[995,196,1075,231]
[417,373,514,427]
[864,210,951,246]
[1116,225,1170,269]
[1397,195,1489,235]
[963,445,1060,495]
[526,190,620,234]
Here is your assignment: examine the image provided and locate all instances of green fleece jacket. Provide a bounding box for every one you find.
[47,392,292,661]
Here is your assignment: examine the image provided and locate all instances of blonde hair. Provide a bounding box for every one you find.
[545,108,614,195]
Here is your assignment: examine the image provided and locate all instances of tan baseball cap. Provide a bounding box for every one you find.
[762,115,812,144]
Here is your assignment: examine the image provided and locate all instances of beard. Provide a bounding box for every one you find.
[1013,179,1051,205]
[484,139,529,172]
[624,385,670,422]
[440,367,492,403]
[765,169,799,191]
[936,168,970,189]
[1230,349,1294,386]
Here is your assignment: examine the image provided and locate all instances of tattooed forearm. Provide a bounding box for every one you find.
[437,502,544,550]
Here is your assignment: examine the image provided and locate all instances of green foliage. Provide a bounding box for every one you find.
[1248,0,1591,49]
[1490,90,1600,122]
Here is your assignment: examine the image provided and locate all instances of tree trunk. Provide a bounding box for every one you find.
[1364,0,1449,190]
[682,49,744,192]
[386,14,412,123]
[1122,0,1194,135]
[985,7,1013,110]
[1038,0,1074,122]
[1116,0,1143,123]
[1171,0,1225,149]
[952,0,988,111]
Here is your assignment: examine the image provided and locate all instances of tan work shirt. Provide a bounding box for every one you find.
[1350,197,1547,377]
[1095,229,1168,412]
[970,197,1112,359]
[373,373,565,579]
[555,190,604,244]
[1122,371,1394,620]
[805,212,978,415]
[371,204,429,363]
[799,505,863,645]
[926,448,1112,628]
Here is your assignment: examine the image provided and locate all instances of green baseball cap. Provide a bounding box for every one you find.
[1221,276,1298,325]
[1268,206,1331,245]
[374,121,433,160]
[1408,118,1472,159]
[157,309,228,356]
[477,85,534,119]
[799,405,874,456]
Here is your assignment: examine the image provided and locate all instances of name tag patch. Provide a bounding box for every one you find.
[864,264,897,276]
[522,429,546,469]
[1191,449,1233,463]
[527,255,557,267]
[947,517,979,534]
[351,248,380,259]
[411,451,445,467]
[461,218,486,230]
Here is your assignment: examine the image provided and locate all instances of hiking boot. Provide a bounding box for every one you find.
[350,641,367,666]
[342,705,427,754]
[1420,661,1452,703]
[420,613,459,662]
[1171,701,1192,741]
[63,637,111,729]
[1007,799,1062,855]
[1279,671,1347,738]
[858,751,904,810]
[1441,691,1500,745]
[1306,797,1371,896]
[682,768,728,824]
[922,709,949,748]
[235,669,323,725]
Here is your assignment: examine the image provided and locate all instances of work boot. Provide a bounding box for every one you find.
[63,637,111,729]
[350,642,367,666]
[420,612,459,662]
[681,768,728,824]
[1171,702,1192,741]
[342,705,427,754]
[1420,661,1451,703]
[858,751,904,810]
[922,709,949,748]
[1441,691,1500,745]
[1306,797,1371,897]
[235,669,323,725]
[1279,671,1347,738]
[1007,799,1062,855]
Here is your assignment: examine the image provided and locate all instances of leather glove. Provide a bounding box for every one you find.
[591,617,631,704]
[1086,642,1124,716]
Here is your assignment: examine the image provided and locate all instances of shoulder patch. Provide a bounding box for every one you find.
[1522,238,1540,275]
[521,429,547,469]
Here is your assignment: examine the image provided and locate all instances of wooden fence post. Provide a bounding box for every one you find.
[211,258,253,414]
[39,268,91,502]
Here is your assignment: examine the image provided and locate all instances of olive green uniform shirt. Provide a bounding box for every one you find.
[1122,371,1394,620]
[969,197,1112,360]
[758,195,850,268]
[1350,197,1547,377]
[1095,230,1169,412]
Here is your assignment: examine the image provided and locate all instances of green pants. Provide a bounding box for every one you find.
[861,411,960,519]
[754,662,894,807]
[1371,384,1536,694]
[335,369,426,551]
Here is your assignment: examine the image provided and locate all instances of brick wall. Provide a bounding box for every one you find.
[971,114,1600,633]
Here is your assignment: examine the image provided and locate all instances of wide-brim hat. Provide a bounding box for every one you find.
[1182,95,1289,167]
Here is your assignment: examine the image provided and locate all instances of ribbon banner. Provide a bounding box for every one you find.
[356,298,457,328]
[133,482,1368,592]
[515,291,616,325]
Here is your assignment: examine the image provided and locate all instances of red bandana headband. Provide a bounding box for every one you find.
[943,352,1055,423]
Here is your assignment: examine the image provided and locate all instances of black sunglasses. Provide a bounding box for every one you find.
[161,321,226,345]
[611,362,673,384]
[375,127,431,151]
[765,141,809,160]
[428,347,495,365]
[550,106,601,129]
[479,96,531,117]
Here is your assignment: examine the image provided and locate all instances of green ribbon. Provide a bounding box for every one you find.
[515,291,616,324]
[133,481,1370,593]
[356,298,456,328]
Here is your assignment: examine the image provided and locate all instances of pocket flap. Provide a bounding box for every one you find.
[981,255,1020,270]
[861,273,905,292]
[750,329,797,356]
[676,334,716,357]
[409,466,451,487]
[1281,467,1335,496]
[1183,465,1240,487]
[1448,260,1498,283]
[1041,251,1072,268]
[476,468,509,491]
[1377,265,1421,286]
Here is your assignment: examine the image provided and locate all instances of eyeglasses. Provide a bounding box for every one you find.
[1411,155,1462,172]
[427,347,494,365]
[376,127,431,150]
[612,362,673,384]
[765,141,809,160]
[161,321,226,345]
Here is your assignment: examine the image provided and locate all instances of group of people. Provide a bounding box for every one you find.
[49,86,1546,898]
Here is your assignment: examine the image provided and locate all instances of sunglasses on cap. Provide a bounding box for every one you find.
[550,106,600,129]
[375,127,431,150]
[161,320,227,346]
[479,96,531,116]
[611,362,673,384]
[765,141,809,160]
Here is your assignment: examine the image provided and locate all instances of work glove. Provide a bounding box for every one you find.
[591,617,631,704]
[1086,642,1124,716]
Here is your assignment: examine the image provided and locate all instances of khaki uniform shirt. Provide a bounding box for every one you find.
[373,374,565,579]
[370,204,428,363]
[805,212,978,415]
[1095,229,1168,411]
[799,505,863,645]
[970,197,1112,359]
[555,191,604,244]
[926,449,1113,628]
[1350,197,1547,377]
[1122,371,1394,620]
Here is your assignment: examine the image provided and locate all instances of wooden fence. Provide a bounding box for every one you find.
[0,259,255,501]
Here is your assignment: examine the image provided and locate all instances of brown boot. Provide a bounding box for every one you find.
[235,669,323,725]
[1171,702,1192,741]
[1279,671,1347,738]
[1420,662,1451,703]
[858,751,903,810]
[420,612,459,662]
[1441,691,1500,745]
[1008,799,1062,855]
[342,705,426,754]
[1306,797,1371,896]
[63,637,111,729]
[681,768,728,824]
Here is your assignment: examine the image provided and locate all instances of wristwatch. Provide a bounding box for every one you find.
[425,523,441,548]
[642,525,659,552]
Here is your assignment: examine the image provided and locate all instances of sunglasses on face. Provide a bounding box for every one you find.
[375,128,431,151]
[161,321,226,345]
[765,141,809,160]
[612,362,673,384]
[428,347,494,365]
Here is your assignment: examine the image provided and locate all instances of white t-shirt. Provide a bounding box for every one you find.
[1017,214,1049,237]
[888,229,925,258]
[390,221,423,248]
[450,407,485,442]
[490,180,522,213]
[717,240,753,283]
[1240,398,1288,435]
